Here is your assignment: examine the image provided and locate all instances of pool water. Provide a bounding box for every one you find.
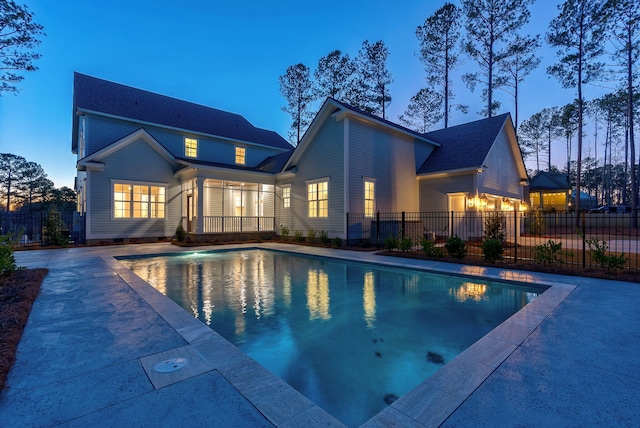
[121,249,541,427]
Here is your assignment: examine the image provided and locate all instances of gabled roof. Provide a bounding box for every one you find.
[72,73,292,153]
[283,98,439,172]
[328,98,441,144]
[529,171,569,190]
[417,113,511,175]
[77,128,178,171]
[255,151,293,174]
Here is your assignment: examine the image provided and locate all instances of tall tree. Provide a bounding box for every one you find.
[558,102,579,182]
[416,2,462,128]
[15,161,50,213]
[397,88,443,133]
[0,0,45,94]
[605,0,639,225]
[547,0,606,220]
[314,50,355,101]
[279,63,314,145]
[462,0,534,117]
[354,40,393,118]
[519,112,546,172]
[539,106,563,171]
[498,35,541,132]
[0,153,27,211]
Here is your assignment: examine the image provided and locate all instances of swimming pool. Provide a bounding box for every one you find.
[121,249,543,427]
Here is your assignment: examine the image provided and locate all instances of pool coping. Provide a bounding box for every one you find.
[105,242,576,427]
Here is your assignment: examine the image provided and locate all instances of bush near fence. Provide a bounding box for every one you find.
[347,211,640,271]
[0,211,85,248]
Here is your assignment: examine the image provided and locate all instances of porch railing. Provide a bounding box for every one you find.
[200,216,275,233]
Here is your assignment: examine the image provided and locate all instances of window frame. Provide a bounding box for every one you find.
[282,185,291,208]
[184,137,198,158]
[306,178,329,218]
[111,180,166,220]
[364,178,376,218]
[235,146,246,165]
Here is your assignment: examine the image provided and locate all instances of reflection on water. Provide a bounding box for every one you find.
[306,269,331,320]
[363,271,376,328]
[121,250,542,428]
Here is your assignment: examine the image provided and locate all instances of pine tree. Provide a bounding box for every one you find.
[279,63,314,145]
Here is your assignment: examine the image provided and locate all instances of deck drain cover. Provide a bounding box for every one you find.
[154,357,187,373]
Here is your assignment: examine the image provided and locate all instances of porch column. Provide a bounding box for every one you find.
[196,177,204,234]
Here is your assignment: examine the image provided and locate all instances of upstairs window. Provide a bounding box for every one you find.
[235,147,246,165]
[364,180,375,217]
[185,138,198,158]
[283,186,291,208]
[308,180,328,217]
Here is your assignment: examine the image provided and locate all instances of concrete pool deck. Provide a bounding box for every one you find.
[0,242,638,427]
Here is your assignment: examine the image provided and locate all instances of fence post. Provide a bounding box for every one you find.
[376,211,380,247]
[514,209,518,263]
[582,211,586,268]
[346,212,349,244]
[401,212,406,239]
[450,211,454,238]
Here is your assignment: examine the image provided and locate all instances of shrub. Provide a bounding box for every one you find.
[586,237,627,274]
[319,230,329,244]
[385,235,399,250]
[332,237,342,248]
[43,206,67,247]
[399,236,413,252]
[307,229,317,242]
[532,240,566,265]
[445,235,467,258]
[530,209,546,236]
[174,224,187,242]
[484,211,506,243]
[0,234,19,276]
[294,230,304,242]
[280,225,290,238]
[420,238,443,257]
[481,238,504,263]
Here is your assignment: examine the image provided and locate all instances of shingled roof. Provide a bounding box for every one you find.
[529,171,569,190]
[417,113,511,175]
[72,73,291,153]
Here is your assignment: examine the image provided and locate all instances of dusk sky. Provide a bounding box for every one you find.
[0,0,614,189]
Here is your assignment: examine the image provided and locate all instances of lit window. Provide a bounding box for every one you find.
[113,183,165,219]
[185,138,197,158]
[283,186,291,208]
[364,180,375,217]
[235,147,246,164]
[308,181,328,217]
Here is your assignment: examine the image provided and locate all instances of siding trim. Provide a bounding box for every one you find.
[343,117,350,236]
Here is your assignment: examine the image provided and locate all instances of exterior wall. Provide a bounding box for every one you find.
[84,114,284,166]
[276,117,344,238]
[477,129,523,200]
[86,138,181,239]
[347,119,419,213]
[418,174,475,212]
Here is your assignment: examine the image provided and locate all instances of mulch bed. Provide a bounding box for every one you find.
[0,268,48,392]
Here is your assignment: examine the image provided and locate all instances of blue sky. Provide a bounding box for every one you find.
[0,0,610,189]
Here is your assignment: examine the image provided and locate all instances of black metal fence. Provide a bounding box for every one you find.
[0,211,85,248]
[347,211,640,271]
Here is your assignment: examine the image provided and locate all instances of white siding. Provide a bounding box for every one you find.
[478,130,524,200]
[86,138,181,239]
[348,119,419,213]
[419,174,475,211]
[276,117,344,238]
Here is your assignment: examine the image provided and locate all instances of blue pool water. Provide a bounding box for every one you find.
[121,249,542,427]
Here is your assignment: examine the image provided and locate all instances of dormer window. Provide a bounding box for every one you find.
[235,146,246,165]
[185,138,198,158]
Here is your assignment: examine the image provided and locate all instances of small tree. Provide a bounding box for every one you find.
[397,88,443,133]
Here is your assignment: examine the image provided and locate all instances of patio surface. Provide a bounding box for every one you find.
[0,242,638,427]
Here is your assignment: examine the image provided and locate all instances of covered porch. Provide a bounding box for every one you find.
[180,175,277,235]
